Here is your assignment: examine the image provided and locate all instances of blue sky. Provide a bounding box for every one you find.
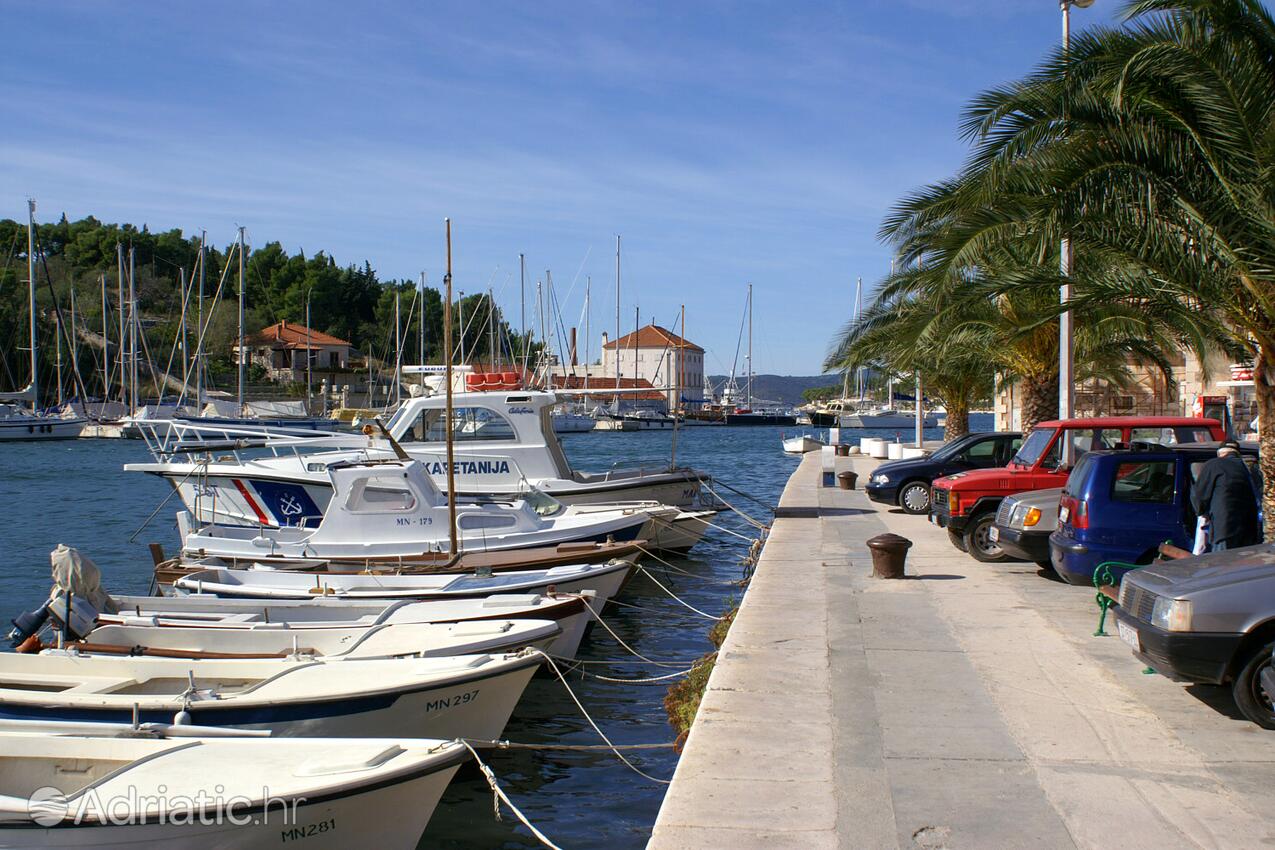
[3,0,1123,376]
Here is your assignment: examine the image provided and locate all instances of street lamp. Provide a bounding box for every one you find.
[1059,0,1093,460]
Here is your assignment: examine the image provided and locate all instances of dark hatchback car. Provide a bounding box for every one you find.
[866,431,1021,514]
[1050,443,1261,586]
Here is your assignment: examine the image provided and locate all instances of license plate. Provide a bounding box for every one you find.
[1117,620,1140,651]
[1059,506,1070,523]
[929,515,938,526]
[988,526,999,542]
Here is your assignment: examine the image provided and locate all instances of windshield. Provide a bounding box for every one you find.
[1011,428,1056,467]
[521,485,565,517]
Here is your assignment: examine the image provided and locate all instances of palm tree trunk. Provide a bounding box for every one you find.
[1020,372,1059,432]
[943,404,970,440]
[1256,347,1275,542]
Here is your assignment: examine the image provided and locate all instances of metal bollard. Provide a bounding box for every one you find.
[866,533,912,579]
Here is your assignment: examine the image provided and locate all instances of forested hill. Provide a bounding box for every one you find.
[0,214,527,400]
[709,374,838,405]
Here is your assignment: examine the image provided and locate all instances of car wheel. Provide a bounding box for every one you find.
[947,528,968,553]
[898,481,931,514]
[965,512,1008,563]
[1231,639,1275,729]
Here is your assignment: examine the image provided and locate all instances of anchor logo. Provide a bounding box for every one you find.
[278,493,305,517]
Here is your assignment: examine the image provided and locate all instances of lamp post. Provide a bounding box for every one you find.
[1059,0,1093,462]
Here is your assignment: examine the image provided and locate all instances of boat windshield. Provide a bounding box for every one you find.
[521,485,565,517]
[1009,428,1056,468]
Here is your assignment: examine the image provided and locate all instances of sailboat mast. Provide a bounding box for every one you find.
[443,218,458,557]
[100,274,108,402]
[519,254,526,373]
[584,277,590,394]
[487,288,496,370]
[128,246,137,414]
[614,235,620,412]
[458,291,466,368]
[179,267,188,389]
[55,312,63,405]
[236,227,246,416]
[25,200,40,410]
[394,288,402,405]
[747,283,753,409]
[195,232,205,406]
[419,272,426,367]
[116,244,125,406]
[855,276,864,401]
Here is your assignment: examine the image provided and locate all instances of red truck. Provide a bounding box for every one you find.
[928,416,1226,562]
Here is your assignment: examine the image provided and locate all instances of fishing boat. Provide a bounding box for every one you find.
[100,591,602,660]
[0,650,542,740]
[125,389,710,526]
[175,457,655,562]
[59,617,561,662]
[0,202,85,442]
[782,434,824,454]
[0,732,465,849]
[169,560,633,602]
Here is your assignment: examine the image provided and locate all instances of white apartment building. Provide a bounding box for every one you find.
[597,324,706,408]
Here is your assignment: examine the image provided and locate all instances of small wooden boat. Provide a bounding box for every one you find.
[0,651,542,740]
[170,560,633,605]
[0,732,465,849]
[101,591,600,660]
[782,434,824,454]
[155,537,644,586]
[63,617,562,662]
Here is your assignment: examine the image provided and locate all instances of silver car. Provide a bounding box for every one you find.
[1113,543,1275,728]
[990,488,1062,568]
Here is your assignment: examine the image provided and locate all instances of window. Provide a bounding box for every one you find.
[399,407,518,443]
[1110,460,1176,504]
[1011,428,1057,466]
[1131,427,1178,446]
[964,439,998,461]
[346,475,417,512]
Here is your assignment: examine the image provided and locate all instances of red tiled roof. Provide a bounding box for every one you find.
[553,375,665,401]
[602,324,703,353]
[246,320,350,349]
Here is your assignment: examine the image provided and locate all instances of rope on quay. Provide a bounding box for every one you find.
[636,566,725,621]
[533,650,672,785]
[634,543,748,586]
[576,596,691,668]
[459,739,564,850]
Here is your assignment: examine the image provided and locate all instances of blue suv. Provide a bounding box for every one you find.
[1049,443,1261,586]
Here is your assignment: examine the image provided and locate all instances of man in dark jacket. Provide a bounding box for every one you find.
[1192,441,1261,551]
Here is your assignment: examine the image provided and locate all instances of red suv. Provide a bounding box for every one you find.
[928,417,1226,562]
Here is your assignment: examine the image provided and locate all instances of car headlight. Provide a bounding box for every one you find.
[871,473,889,484]
[1150,597,1192,632]
[1023,507,1041,528]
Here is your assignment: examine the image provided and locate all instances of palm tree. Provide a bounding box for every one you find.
[919,0,1275,531]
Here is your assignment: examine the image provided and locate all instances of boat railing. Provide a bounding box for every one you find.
[136,419,369,462]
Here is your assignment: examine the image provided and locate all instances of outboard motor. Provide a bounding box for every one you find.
[47,592,99,642]
[8,603,50,648]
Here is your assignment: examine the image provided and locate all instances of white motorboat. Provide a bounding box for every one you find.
[551,409,595,433]
[782,434,824,454]
[0,650,541,740]
[125,390,710,528]
[68,617,561,661]
[177,458,654,562]
[839,408,940,429]
[0,732,465,849]
[101,591,602,659]
[170,560,633,603]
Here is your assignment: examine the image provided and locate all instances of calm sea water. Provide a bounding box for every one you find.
[0,418,982,848]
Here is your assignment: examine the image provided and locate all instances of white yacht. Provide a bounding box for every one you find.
[126,390,709,528]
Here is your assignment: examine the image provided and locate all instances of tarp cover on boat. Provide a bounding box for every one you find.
[49,544,117,614]
[245,399,309,419]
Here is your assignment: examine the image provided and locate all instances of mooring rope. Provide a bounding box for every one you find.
[533,650,672,785]
[647,511,756,543]
[459,739,565,849]
[699,479,770,531]
[550,656,698,683]
[635,543,748,586]
[464,739,675,751]
[636,567,725,621]
[576,596,691,668]
[704,477,777,513]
